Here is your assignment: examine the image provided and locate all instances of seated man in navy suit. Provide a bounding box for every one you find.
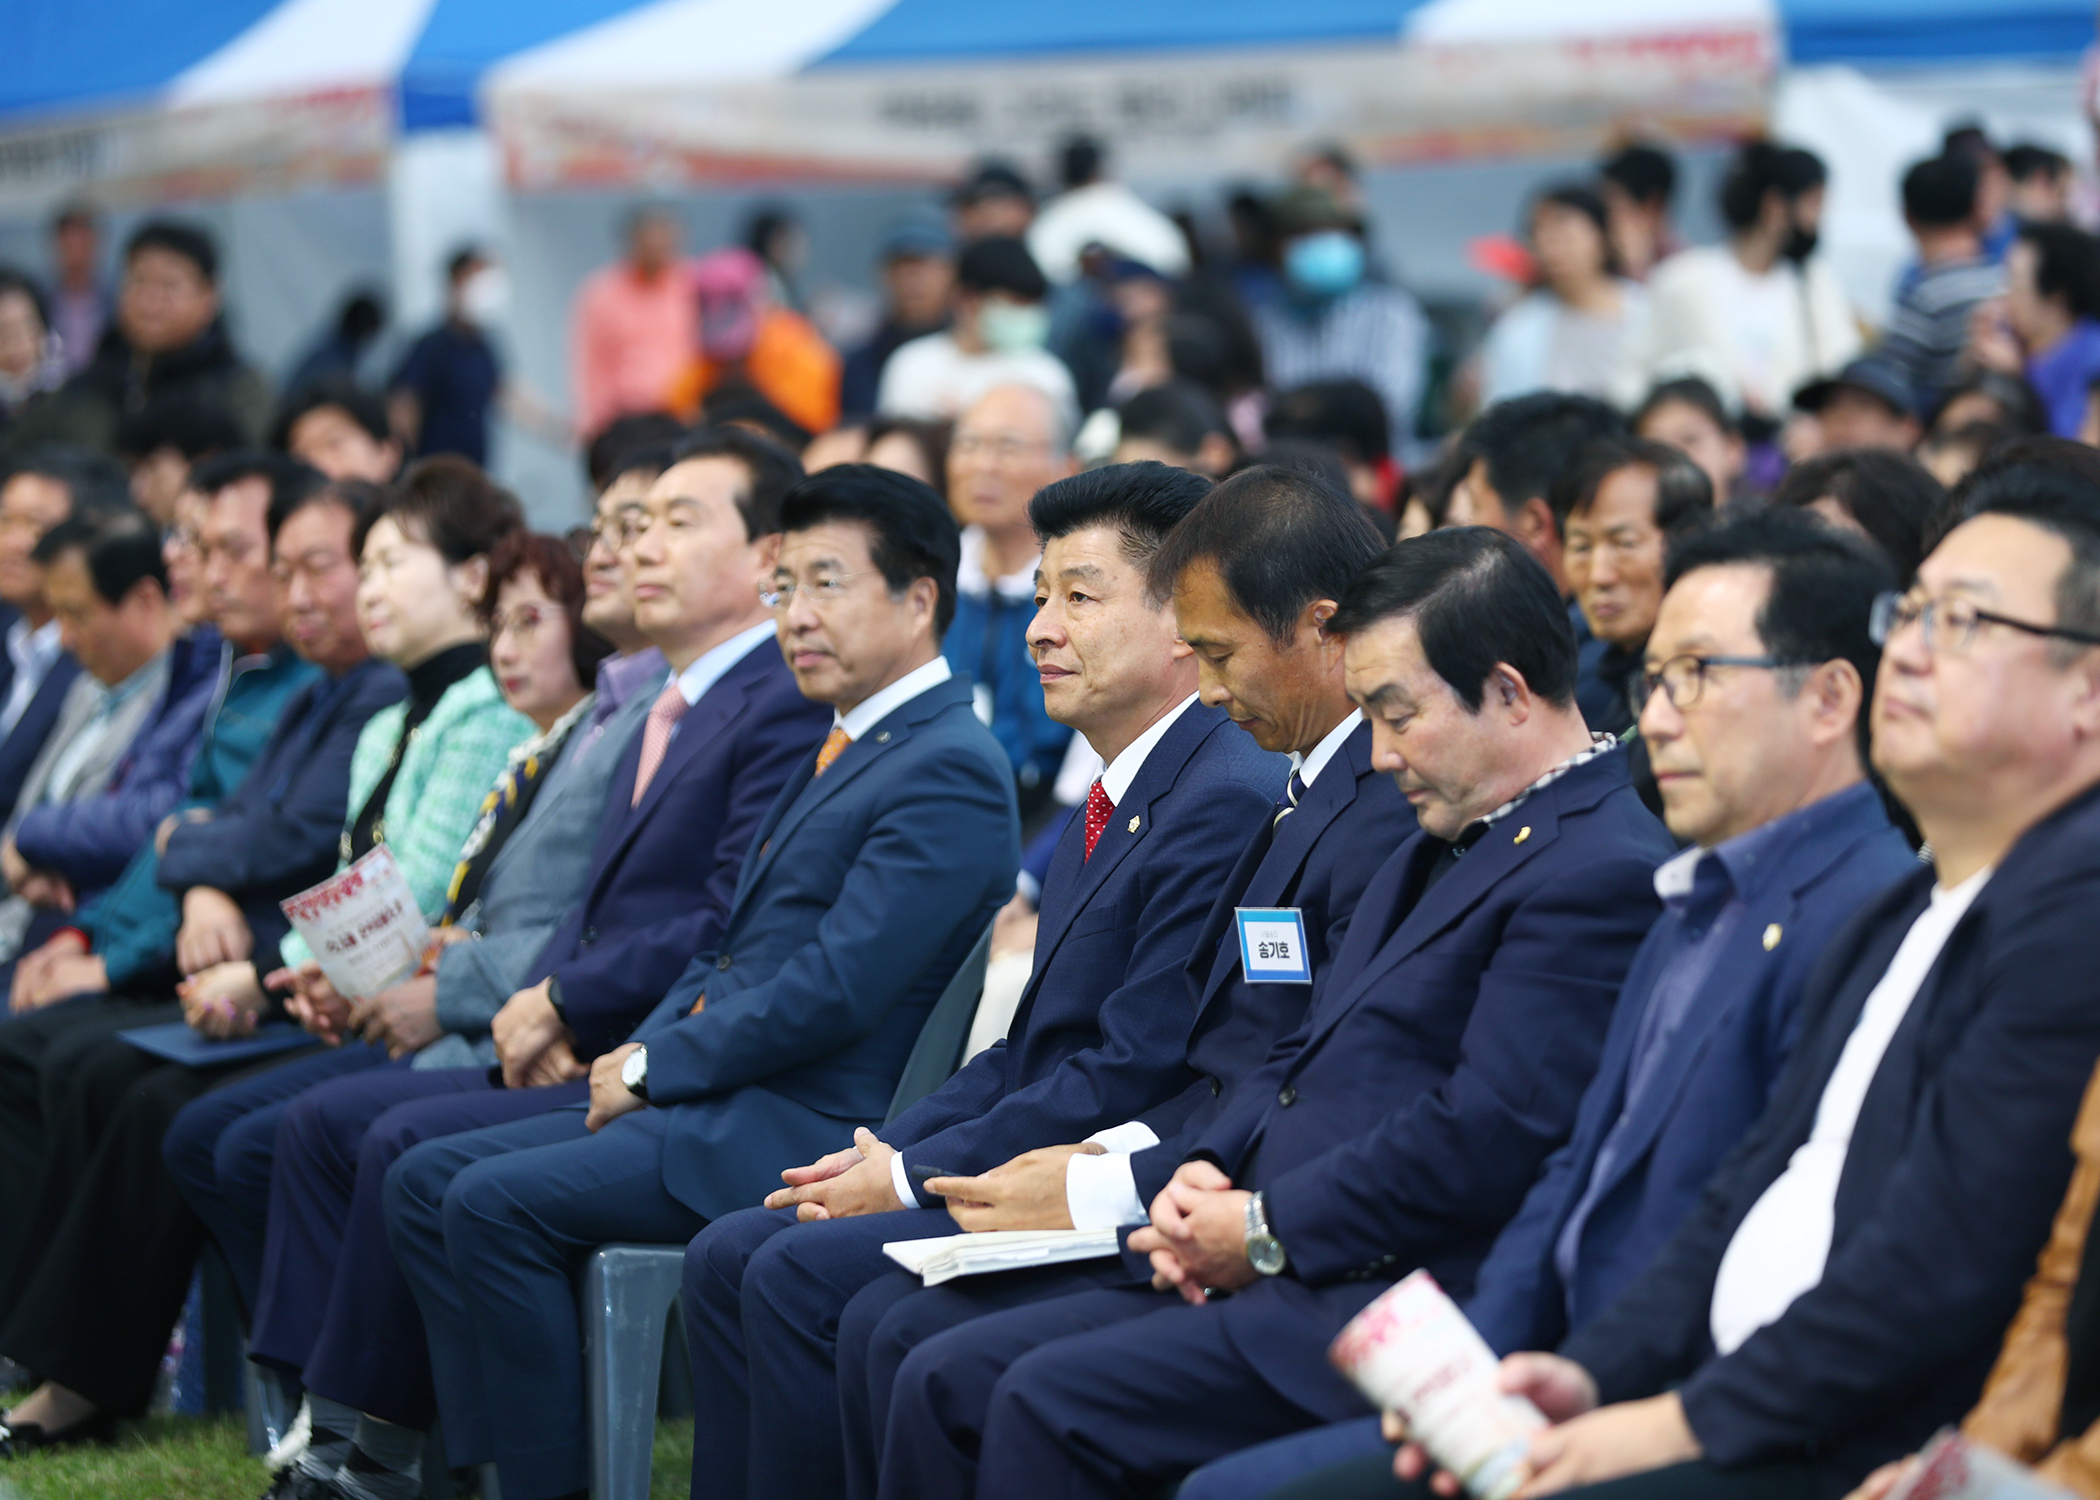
[815,463,1419,1498]
[681,461,1291,1500]
[1185,507,1920,1499]
[225,426,830,1498]
[383,464,1021,1500]
[1308,446,2100,1500]
[873,525,1677,1500]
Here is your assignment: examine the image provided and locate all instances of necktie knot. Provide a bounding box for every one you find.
[813,725,853,777]
[1083,779,1116,860]
[629,679,690,807]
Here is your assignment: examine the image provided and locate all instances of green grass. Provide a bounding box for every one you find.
[0,1410,697,1499]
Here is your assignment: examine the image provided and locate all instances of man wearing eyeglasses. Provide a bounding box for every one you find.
[1287,449,2100,1500]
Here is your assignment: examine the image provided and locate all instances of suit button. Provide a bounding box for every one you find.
[582,926,598,946]
[1209,1077,1221,1097]
[1278,1085,1297,1107]
[716,954,732,971]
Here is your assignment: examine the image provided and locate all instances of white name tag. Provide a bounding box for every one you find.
[1235,907,1312,984]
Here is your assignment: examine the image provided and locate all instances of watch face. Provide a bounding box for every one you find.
[623,1051,645,1086]
[1248,1235,1287,1277]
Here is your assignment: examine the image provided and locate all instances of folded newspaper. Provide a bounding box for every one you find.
[279,846,431,1001]
[883,1229,1120,1286]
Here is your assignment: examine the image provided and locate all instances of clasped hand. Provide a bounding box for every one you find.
[926,1142,1103,1232]
[270,961,353,1044]
[765,1128,905,1220]
[9,929,102,1013]
[492,978,585,1089]
[179,960,267,1039]
[349,974,443,1059]
[1385,1354,1699,1498]
[1126,1159,1254,1303]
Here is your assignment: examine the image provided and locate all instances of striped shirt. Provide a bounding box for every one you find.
[1880,256,2004,414]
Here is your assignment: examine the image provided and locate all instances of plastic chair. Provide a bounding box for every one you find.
[581,917,997,1499]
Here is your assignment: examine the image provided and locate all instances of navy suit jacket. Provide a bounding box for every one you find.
[0,652,79,825]
[882,701,1287,1179]
[545,644,832,1058]
[630,674,1019,1220]
[1127,718,1417,1206]
[1563,779,2100,1495]
[1169,748,1674,1418]
[1465,784,1916,1357]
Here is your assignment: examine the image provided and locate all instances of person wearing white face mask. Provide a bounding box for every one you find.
[877,235,1080,427]
[1254,186,1429,462]
[387,247,506,469]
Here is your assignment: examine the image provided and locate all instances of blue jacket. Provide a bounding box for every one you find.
[885,701,1287,1178]
[1169,748,1673,1420]
[0,652,79,826]
[1465,783,1915,1358]
[1128,719,1418,1206]
[81,645,322,987]
[15,626,225,892]
[632,674,1019,1220]
[1563,780,2100,1495]
[549,644,833,1058]
[151,658,408,972]
[943,587,1071,791]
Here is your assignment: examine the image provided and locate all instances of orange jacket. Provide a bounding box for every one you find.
[667,308,840,435]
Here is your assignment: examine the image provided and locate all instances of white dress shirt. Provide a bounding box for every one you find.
[673,619,778,709]
[0,616,61,740]
[836,654,953,744]
[1062,709,1356,1231]
[1708,866,1991,1355]
[891,690,1200,1211]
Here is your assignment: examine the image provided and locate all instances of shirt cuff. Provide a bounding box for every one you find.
[890,1149,920,1210]
[1065,1121,1161,1232]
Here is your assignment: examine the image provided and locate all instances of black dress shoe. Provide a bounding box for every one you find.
[258,1465,344,1500]
[0,1408,117,1457]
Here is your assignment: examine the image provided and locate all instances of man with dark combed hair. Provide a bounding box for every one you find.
[681,459,1292,1500]
[868,523,1674,1500]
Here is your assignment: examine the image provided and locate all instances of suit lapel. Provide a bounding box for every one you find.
[730,676,969,911]
[1190,727,1372,1019]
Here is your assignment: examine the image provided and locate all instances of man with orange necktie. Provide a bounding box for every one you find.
[384,463,1021,1500]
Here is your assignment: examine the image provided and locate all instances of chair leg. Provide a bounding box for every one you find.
[584,1251,671,1500]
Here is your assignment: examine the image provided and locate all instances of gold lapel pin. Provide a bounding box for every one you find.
[1127,816,1141,834]
[1763,923,1783,951]
[1513,826,1531,845]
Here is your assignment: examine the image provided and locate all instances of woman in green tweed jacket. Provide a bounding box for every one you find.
[264,459,534,1001]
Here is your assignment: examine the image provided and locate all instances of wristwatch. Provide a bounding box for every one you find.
[620,1044,649,1102]
[1244,1190,1287,1277]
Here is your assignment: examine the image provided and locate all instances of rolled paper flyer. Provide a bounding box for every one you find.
[1329,1269,1547,1500]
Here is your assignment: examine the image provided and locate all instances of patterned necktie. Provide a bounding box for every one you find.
[1273,769,1308,829]
[629,679,690,807]
[813,725,852,776]
[1083,779,1115,860]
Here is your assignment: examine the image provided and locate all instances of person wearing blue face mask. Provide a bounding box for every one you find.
[877,236,1080,429]
[1255,187,1429,463]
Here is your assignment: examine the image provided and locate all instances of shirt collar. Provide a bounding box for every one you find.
[1472,732,1619,833]
[835,654,954,741]
[674,621,775,707]
[1291,709,1362,789]
[955,525,1040,603]
[596,646,667,714]
[1652,780,1882,904]
[1100,693,1199,806]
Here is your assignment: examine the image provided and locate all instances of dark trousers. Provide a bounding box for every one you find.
[878,1284,1346,1500]
[0,994,176,1320]
[840,1259,1139,1500]
[162,1041,388,1313]
[681,1204,958,1500]
[254,1065,552,1428]
[1265,1458,1821,1500]
[1179,1416,1390,1500]
[0,1018,315,1415]
[384,1099,704,1500]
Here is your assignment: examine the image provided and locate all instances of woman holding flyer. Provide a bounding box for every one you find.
[0,458,531,1449]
